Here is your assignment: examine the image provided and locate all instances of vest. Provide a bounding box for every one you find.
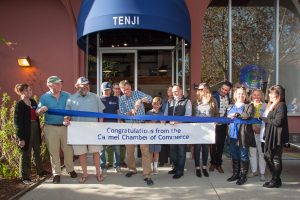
[167,97,188,116]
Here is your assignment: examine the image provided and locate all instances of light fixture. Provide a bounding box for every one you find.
[18,56,31,67]
[158,65,168,73]
[103,69,112,73]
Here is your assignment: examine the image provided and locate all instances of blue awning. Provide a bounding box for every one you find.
[77,0,191,50]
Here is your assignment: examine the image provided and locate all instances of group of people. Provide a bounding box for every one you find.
[225,84,289,188]
[14,76,288,188]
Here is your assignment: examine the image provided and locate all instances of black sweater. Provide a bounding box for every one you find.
[14,99,41,150]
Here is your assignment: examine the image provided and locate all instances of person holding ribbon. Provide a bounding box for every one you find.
[118,80,154,186]
[64,77,105,183]
[193,83,218,178]
[260,85,289,188]
[14,83,51,185]
[100,82,121,174]
[165,84,192,179]
[36,76,77,184]
[248,89,267,181]
[226,86,255,185]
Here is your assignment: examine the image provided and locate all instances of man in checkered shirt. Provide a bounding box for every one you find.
[118,80,154,185]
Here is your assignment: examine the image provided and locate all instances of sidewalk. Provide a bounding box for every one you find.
[20,153,300,200]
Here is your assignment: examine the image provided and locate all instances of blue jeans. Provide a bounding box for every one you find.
[100,145,121,169]
[170,144,186,174]
[194,144,209,167]
[229,139,249,161]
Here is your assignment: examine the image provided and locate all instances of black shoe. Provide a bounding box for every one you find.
[263,181,271,187]
[168,169,177,174]
[236,176,247,185]
[144,178,154,185]
[196,169,202,177]
[173,173,183,179]
[69,170,77,178]
[202,169,209,177]
[53,175,60,184]
[21,178,33,185]
[125,171,137,178]
[39,170,52,177]
[265,179,282,188]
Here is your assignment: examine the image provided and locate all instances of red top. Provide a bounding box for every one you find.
[31,108,37,121]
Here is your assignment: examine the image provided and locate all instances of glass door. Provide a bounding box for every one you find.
[98,50,137,95]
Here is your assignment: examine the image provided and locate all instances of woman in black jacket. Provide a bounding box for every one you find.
[260,85,289,188]
[14,83,50,184]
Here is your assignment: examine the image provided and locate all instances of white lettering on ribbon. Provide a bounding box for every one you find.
[68,122,215,145]
[113,16,140,26]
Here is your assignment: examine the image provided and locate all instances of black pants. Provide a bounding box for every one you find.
[264,146,282,182]
[210,124,227,166]
[19,122,42,179]
[159,144,170,164]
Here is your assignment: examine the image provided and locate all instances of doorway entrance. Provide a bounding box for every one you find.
[93,47,179,98]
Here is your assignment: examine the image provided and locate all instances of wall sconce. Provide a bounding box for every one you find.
[17,56,31,67]
[193,83,199,89]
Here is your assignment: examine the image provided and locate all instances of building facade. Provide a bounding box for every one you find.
[0,0,300,140]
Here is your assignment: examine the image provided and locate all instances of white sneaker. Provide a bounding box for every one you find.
[101,169,107,177]
[260,174,266,181]
[115,167,121,173]
[153,168,158,175]
[248,171,258,178]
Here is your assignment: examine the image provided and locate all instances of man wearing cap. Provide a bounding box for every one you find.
[100,82,121,174]
[64,77,105,183]
[36,76,77,184]
[118,80,154,185]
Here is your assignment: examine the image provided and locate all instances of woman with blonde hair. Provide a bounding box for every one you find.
[248,89,267,181]
[227,86,255,185]
[260,85,289,188]
[193,83,218,177]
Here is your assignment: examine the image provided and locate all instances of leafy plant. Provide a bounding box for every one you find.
[0,93,19,178]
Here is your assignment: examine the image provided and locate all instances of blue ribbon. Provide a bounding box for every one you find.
[47,109,261,124]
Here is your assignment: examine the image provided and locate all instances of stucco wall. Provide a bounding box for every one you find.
[0,0,83,100]
[185,0,211,100]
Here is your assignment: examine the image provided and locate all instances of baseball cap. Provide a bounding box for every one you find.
[75,77,89,87]
[101,82,112,90]
[47,76,62,85]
